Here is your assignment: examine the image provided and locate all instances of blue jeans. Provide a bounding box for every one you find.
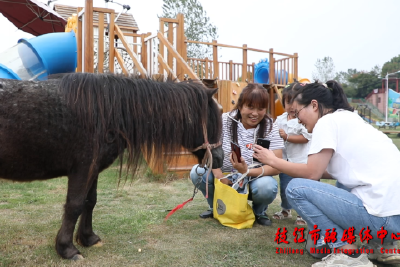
[286,179,400,248]
[190,165,278,216]
[336,181,351,192]
[279,175,351,210]
[279,173,293,210]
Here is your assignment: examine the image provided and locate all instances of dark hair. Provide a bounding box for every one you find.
[281,81,300,108]
[229,83,272,142]
[294,80,354,117]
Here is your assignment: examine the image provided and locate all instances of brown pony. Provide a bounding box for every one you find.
[0,73,222,260]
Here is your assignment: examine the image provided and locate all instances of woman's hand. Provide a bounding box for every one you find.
[279,129,287,141]
[220,178,233,185]
[230,152,248,174]
[212,168,232,185]
[253,144,277,165]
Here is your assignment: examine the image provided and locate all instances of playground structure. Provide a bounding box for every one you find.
[1,0,300,177]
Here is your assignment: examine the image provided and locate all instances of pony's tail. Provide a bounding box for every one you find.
[326,80,354,112]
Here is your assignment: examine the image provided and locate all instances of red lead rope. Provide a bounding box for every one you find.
[164,197,194,221]
[164,117,221,221]
[164,141,221,221]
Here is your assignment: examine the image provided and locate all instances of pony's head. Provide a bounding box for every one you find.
[178,79,223,168]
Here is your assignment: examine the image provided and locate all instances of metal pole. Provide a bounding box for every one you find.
[386,72,388,122]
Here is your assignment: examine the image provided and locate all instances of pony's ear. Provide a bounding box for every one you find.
[206,88,219,99]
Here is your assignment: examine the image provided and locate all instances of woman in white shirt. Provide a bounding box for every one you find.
[274,83,311,225]
[252,81,400,267]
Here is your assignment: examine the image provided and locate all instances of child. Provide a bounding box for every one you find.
[273,82,311,225]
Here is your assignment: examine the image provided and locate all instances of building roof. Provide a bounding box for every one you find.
[54,4,139,32]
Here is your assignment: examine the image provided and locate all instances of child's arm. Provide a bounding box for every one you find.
[279,129,308,144]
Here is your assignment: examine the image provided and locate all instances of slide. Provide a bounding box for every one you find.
[0,31,77,81]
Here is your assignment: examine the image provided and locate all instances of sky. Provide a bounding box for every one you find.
[1,0,399,79]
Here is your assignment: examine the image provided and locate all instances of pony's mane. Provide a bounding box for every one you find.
[57,73,219,181]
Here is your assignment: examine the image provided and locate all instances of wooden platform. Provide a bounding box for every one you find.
[381,130,400,136]
[166,151,198,178]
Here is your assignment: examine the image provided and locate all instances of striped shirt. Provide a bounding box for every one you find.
[220,111,284,173]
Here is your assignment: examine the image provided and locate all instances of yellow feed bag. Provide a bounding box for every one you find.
[213,178,255,229]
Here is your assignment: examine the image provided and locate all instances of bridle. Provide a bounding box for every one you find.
[164,93,221,221]
[191,120,221,199]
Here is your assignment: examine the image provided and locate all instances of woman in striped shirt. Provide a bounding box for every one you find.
[190,83,284,226]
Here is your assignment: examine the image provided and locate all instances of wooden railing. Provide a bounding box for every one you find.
[76,5,298,86]
[184,40,298,85]
[188,58,255,82]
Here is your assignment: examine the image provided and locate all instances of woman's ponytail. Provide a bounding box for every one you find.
[326,80,354,112]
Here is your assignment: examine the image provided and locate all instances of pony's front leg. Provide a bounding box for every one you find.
[76,176,102,247]
[55,173,90,260]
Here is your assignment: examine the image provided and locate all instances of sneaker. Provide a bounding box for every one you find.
[199,210,213,219]
[255,215,272,226]
[305,231,331,259]
[362,242,400,264]
[311,253,376,267]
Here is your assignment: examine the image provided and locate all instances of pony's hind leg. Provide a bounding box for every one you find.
[55,172,93,260]
[76,176,102,247]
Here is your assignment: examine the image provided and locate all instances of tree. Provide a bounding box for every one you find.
[312,57,336,82]
[160,0,218,59]
[381,55,400,90]
[334,69,358,97]
[381,55,400,76]
[347,66,381,98]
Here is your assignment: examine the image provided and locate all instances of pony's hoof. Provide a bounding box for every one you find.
[71,254,84,261]
[93,241,103,247]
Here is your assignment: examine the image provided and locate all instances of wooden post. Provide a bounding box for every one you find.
[269,48,275,84]
[229,60,233,81]
[182,34,187,64]
[205,57,209,79]
[84,0,94,73]
[251,62,255,83]
[76,7,83,72]
[294,53,298,81]
[159,19,165,76]
[242,44,247,82]
[269,86,275,118]
[168,22,174,71]
[97,12,104,73]
[213,40,219,79]
[140,32,151,72]
[133,35,137,54]
[108,12,115,73]
[141,33,147,70]
[286,58,289,84]
[176,13,185,80]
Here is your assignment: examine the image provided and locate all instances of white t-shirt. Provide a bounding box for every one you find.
[276,112,312,163]
[308,110,400,217]
[220,112,284,173]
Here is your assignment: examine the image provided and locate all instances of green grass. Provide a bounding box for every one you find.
[0,134,400,267]
[371,124,400,149]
